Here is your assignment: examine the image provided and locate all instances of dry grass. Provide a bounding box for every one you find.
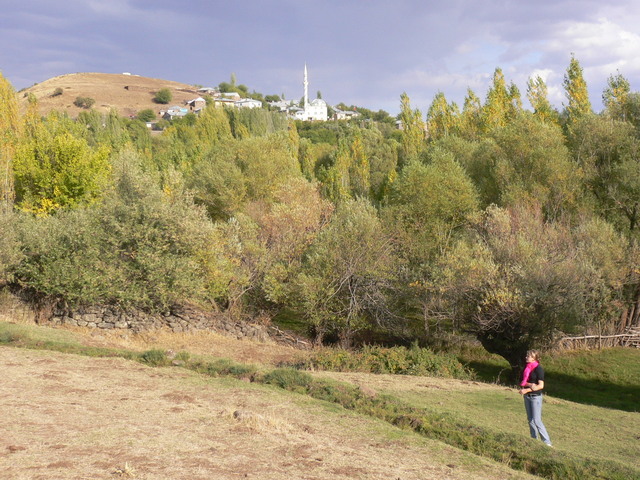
[0,346,537,480]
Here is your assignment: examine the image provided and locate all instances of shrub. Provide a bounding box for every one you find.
[140,349,169,366]
[73,96,95,109]
[51,87,63,97]
[153,88,172,104]
[296,344,473,380]
[10,150,215,311]
[136,109,156,122]
[263,368,313,391]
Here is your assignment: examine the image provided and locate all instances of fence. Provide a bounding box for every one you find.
[557,326,640,350]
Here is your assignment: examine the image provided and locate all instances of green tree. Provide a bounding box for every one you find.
[186,141,246,221]
[602,71,631,121]
[526,76,558,124]
[348,133,370,198]
[433,205,629,377]
[568,115,640,233]
[459,88,482,139]
[251,178,333,308]
[563,54,592,126]
[137,109,156,122]
[154,88,172,104]
[491,113,582,219]
[11,149,214,310]
[385,149,480,336]
[481,68,511,131]
[318,139,351,203]
[295,198,396,347]
[73,96,95,109]
[387,148,479,261]
[398,92,425,165]
[13,114,111,215]
[0,72,21,209]
[426,92,459,140]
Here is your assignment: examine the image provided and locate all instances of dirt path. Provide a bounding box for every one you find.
[0,346,535,480]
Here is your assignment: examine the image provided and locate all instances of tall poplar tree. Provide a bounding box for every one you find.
[0,73,20,209]
[426,92,459,140]
[459,88,482,138]
[527,75,557,124]
[603,71,631,121]
[508,82,523,118]
[481,68,511,131]
[348,134,370,198]
[399,92,425,165]
[563,54,592,125]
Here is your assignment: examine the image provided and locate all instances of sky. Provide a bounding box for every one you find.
[2,0,640,115]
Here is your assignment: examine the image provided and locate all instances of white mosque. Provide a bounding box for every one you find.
[291,64,328,122]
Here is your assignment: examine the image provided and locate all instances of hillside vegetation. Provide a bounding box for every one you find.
[1,56,640,380]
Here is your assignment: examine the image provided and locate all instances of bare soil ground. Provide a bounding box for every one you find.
[0,336,536,480]
[18,72,202,119]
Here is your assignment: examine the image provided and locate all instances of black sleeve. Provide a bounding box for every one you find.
[535,365,545,383]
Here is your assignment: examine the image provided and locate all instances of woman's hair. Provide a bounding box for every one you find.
[526,349,541,362]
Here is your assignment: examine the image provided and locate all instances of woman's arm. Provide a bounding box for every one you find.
[519,380,544,394]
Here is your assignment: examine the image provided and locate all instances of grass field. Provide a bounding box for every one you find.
[312,370,640,470]
[1,319,638,479]
[458,347,640,412]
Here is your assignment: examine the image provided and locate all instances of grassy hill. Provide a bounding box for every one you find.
[0,317,638,480]
[17,72,203,119]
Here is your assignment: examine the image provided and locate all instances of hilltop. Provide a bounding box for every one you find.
[18,72,203,118]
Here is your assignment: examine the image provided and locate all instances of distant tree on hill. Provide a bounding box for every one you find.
[137,109,156,122]
[73,96,95,109]
[51,87,63,97]
[153,88,172,104]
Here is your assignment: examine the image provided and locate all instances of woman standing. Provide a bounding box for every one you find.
[518,350,552,446]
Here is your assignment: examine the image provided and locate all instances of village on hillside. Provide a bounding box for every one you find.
[159,65,361,123]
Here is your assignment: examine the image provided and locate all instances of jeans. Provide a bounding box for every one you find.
[524,394,551,445]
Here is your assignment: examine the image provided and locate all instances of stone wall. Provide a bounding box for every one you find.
[48,304,270,341]
[0,291,271,342]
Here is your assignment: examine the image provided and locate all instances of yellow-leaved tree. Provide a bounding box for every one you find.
[563,54,592,126]
[0,72,21,210]
[13,107,111,215]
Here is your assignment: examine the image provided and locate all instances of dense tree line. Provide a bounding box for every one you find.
[1,57,639,374]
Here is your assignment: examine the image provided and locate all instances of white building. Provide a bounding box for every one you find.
[236,98,263,109]
[291,64,327,121]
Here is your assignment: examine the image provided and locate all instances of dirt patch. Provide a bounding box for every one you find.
[0,346,535,480]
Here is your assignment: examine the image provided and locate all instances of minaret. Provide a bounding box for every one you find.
[303,63,309,111]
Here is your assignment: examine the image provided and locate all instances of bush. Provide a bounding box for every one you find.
[51,87,63,97]
[153,88,172,104]
[136,109,156,122]
[73,96,95,109]
[0,211,23,284]
[296,344,473,379]
[263,368,313,391]
[194,358,258,378]
[9,150,215,311]
[140,349,169,367]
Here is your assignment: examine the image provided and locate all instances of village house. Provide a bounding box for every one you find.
[235,98,263,109]
[332,107,360,121]
[161,105,189,120]
[186,97,207,112]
